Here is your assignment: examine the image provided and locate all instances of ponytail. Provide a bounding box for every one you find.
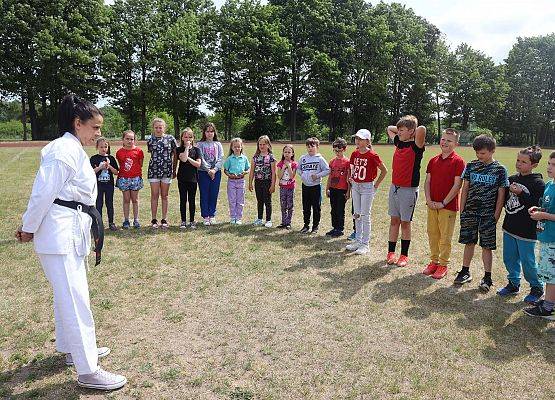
[58,94,102,136]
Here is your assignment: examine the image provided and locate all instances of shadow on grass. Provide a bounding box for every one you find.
[319,261,391,301]
[370,273,555,365]
[0,354,89,399]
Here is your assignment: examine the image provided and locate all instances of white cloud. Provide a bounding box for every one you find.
[379,0,555,63]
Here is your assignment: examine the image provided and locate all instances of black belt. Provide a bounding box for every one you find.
[53,199,104,265]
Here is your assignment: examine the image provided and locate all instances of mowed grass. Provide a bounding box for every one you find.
[0,142,554,400]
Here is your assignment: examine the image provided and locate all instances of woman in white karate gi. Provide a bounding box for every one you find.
[16,95,127,391]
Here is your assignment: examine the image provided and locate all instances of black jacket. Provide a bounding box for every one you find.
[502,173,544,240]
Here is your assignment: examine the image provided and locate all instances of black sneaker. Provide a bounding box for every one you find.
[330,230,344,237]
[325,229,336,236]
[300,226,310,234]
[497,282,520,296]
[108,223,118,231]
[523,300,555,320]
[454,269,472,285]
[524,286,544,305]
[479,277,493,293]
[285,225,292,230]
[277,224,287,229]
[310,226,319,234]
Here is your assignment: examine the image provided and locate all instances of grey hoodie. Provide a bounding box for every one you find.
[298,153,330,186]
[197,140,224,171]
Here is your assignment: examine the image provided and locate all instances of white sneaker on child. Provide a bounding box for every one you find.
[354,245,369,255]
[235,219,243,225]
[77,368,127,391]
[253,219,263,226]
[346,241,362,251]
[230,218,236,224]
[203,218,211,226]
[209,217,217,225]
[264,221,273,228]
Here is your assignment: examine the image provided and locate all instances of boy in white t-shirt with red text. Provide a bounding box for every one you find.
[346,129,388,255]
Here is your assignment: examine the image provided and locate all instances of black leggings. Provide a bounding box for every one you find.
[178,180,197,222]
[96,183,115,224]
[255,179,272,221]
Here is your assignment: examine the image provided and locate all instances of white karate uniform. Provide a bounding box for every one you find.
[22,132,99,375]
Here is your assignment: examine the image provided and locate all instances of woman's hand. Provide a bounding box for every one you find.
[15,227,33,242]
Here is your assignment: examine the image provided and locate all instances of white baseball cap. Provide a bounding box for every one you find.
[353,129,372,141]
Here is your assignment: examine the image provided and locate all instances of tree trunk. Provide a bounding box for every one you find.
[21,92,28,141]
[461,106,469,131]
[289,57,299,142]
[435,86,441,142]
[28,92,40,140]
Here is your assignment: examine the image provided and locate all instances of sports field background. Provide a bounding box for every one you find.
[0,143,553,399]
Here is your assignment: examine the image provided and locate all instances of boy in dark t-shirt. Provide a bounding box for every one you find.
[455,134,509,292]
[498,146,545,303]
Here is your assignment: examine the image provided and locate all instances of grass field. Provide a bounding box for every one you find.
[0,142,554,400]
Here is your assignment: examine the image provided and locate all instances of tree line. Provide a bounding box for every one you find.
[0,0,553,146]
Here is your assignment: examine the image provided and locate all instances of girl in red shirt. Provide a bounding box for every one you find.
[115,130,144,229]
[346,129,388,255]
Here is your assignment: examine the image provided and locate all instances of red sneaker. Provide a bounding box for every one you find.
[422,262,439,275]
[386,252,397,265]
[432,265,448,279]
[397,255,409,267]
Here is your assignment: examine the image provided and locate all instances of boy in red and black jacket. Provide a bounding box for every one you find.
[386,115,426,267]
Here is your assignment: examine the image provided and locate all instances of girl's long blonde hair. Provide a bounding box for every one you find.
[254,135,272,157]
[229,137,244,156]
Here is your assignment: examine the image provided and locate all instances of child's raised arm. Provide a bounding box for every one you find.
[387,125,397,140]
[414,125,426,148]
[374,162,388,190]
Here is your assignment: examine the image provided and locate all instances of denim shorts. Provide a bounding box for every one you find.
[116,176,144,191]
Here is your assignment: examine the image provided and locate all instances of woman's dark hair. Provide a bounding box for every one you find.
[58,94,102,136]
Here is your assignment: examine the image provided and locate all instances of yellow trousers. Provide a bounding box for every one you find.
[427,208,457,266]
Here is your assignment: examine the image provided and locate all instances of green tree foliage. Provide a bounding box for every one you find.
[0,0,109,139]
[501,34,555,146]
[443,43,507,132]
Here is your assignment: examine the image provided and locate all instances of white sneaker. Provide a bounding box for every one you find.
[354,245,369,255]
[230,218,236,224]
[253,219,263,226]
[346,242,362,251]
[235,219,243,225]
[264,221,273,228]
[77,367,127,391]
[66,347,111,366]
[203,217,211,226]
[179,221,187,229]
[209,217,217,225]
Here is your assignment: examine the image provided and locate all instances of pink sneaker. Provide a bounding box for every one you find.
[397,255,409,267]
[386,252,397,265]
[422,262,439,276]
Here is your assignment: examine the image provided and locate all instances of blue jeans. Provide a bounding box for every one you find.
[198,170,221,218]
[503,232,542,288]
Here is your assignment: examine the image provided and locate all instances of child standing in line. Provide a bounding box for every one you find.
[422,128,466,279]
[345,130,387,254]
[249,135,276,227]
[386,115,426,267]
[147,118,177,229]
[455,134,508,292]
[224,138,250,225]
[115,130,144,229]
[498,146,545,303]
[325,138,351,237]
[197,123,224,225]
[525,151,555,320]
[90,138,119,231]
[298,137,330,234]
[276,144,298,229]
[175,128,202,229]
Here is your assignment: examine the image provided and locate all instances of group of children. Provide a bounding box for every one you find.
[90,116,555,321]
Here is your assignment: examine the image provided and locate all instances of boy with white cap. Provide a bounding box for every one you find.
[345,129,387,254]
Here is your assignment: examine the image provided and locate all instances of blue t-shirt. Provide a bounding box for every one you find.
[462,160,509,216]
[224,154,250,176]
[538,180,555,243]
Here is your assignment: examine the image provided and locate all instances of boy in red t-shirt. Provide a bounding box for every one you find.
[325,138,351,237]
[386,115,426,267]
[345,129,388,255]
[423,128,466,279]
